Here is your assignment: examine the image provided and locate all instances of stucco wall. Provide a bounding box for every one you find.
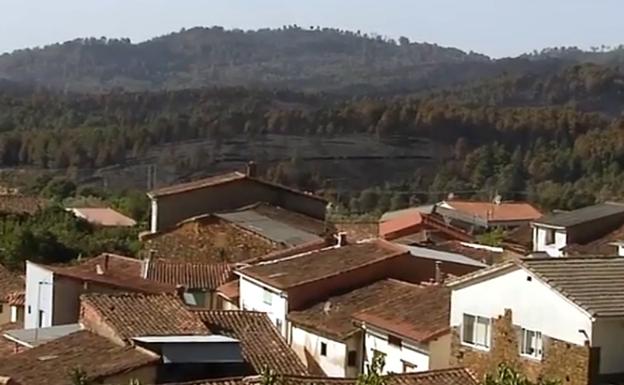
[364,327,429,374]
[533,227,567,257]
[0,302,10,325]
[24,262,54,329]
[450,268,593,346]
[291,325,350,377]
[428,333,451,370]
[239,276,288,336]
[151,178,326,232]
[592,319,624,375]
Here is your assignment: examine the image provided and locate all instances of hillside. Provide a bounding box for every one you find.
[0,26,491,93]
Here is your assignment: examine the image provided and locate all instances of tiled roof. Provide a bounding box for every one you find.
[81,293,209,342]
[238,240,408,290]
[442,200,542,222]
[379,208,424,238]
[428,241,505,265]
[0,265,24,302]
[147,260,234,290]
[521,257,624,317]
[70,207,137,227]
[287,279,420,340]
[0,195,48,216]
[163,368,477,385]
[144,215,283,264]
[217,279,240,301]
[5,292,24,306]
[43,253,176,294]
[0,330,158,385]
[0,322,22,357]
[563,222,624,256]
[534,202,624,228]
[353,284,451,343]
[193,310,308,375]
[148,172,247,198]
[332,222,379,242]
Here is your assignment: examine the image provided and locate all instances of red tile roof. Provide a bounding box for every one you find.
[217,279,240,302]
[353,284,450,343]
[0,330,159,385]
[147,260,234,290]
[5,292,24,306]
[238,240,408,290]
[443,200,542,222]
[379,209,424,238]
[287,279,420,340]
[149,172,247,198]
[0,265,24,302]
[81,293,209,342]
[193,310,308,375]
[163,368,478,385]
[70,207,137,227]
[43,254,176,294]
[0,322,22,357]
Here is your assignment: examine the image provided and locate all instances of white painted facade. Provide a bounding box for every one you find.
[238,275,288,337]
[24,262,54,329]
[363,327,429,374]
[290,325,360,377]
[451,268,592,347]
[532,225,567,257]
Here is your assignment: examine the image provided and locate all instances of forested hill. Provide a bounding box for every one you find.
[0,26,492,93]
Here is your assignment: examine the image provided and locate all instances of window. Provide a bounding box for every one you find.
[388,335,402,347]
[38,310,44,328]
[520,328,543,359]
[275,318,283,332]
[263,288,273,305]
[320,342,327,356]
[544,229,555,245]
[462,314,491,349]
[347,350,357,367]
[27,305,31,314]
[402,360,417,373]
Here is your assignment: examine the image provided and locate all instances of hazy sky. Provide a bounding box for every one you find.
[1,0,623,58]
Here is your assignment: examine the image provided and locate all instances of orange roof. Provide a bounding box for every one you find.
[379,210,423,237]
[70,207,137,227]
[443,200,542,222]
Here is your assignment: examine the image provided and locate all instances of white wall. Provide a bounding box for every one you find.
[363,327,429,374]
[450,268,593,347]
[533,226,567,257]
[25,262,55,329]
[592,319,624,375]
[291,325,349,377]
[238,276,288,337]
[150,199,158,233]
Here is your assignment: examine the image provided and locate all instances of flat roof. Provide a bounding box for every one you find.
[400,245,487,268]
[132,335,239,344]
[3,324,82,348]
[534,202,624,228]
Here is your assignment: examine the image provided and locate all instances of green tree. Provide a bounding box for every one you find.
[483,364,559,385]
[357,351,386,385]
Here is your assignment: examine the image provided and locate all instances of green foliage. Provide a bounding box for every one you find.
[483,364,559,385]
[69,368,90,385]
[477,228,506,247]
[260,367,282,385]
[357,351,386,385]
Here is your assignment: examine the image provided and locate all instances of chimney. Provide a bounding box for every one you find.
[246,161,257,178]
[336,232,348,247]
[434,261,443,284]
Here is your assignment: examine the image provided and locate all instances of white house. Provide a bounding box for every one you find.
[448,256,624,385]
[353,284,451,374]
[532,202,624,257]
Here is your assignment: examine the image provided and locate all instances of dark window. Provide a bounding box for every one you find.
[388,335,402,347]
[545,229,555,245]
[38,310,44,328]
[402,360,417,373]
[320,342,327,356]
[347,350,357,367]
[27,305,31,314]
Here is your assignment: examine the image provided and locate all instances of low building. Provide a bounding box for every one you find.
[0,265,24,326]
[68,207,137,227]
[287,279,417,377]
[147,163,328,233]
[436,200,542,231]
[353,284,451,374]
[532,202,624,257]
[448,256,624,385]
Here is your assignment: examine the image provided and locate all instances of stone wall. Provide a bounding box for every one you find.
[450,309,597,385]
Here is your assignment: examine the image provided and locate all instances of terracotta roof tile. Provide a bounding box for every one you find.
[353,285,451,343]
[217,279,240,301]
[428,241,504,265]
[43,254,176,294]
[0,195,49,216]
[70,207,137,227]
[164,368,477,385]
[0,265,24,301]
[288,279,420,340]
[193,310,308,375]
[81,293,209,342]
[442,200,542,222]
[238,240,408,290]
[0,322,22,357]
[0,330,158,385]
[149,172,247,198]
[147,261,234,290]
[5,292,24,306]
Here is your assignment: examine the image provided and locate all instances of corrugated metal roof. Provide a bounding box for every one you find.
[216,209,322,247]
[400,245,487,268]
[3,323,82,348]
[535,202,624,228]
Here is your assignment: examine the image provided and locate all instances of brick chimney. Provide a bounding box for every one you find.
[246,161,257,178]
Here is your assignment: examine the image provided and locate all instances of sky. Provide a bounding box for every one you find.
[1,0,623,58]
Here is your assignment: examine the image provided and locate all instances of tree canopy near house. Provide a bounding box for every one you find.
[483,364,559,385]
